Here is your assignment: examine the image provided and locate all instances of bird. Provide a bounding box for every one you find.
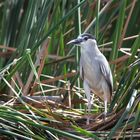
[67,33,113,124]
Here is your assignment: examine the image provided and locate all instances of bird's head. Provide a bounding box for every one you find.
[67,33,97,48]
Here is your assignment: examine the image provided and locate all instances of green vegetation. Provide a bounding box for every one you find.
[0,0,140,139]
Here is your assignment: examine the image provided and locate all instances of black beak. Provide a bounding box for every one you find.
[67,38,83,45]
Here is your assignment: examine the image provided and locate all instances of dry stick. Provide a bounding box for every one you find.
[33,88,63,95]
[84,0,112,32]
[40,73,84,92]
[0,44,74,61]
[32,72,78,93]
[15,72,24,89]
[30,39,50,95]
[99,34,139,47]
[110,47,138,66]
[100,2,134,34]
[0,35,139,53]
[118,0,137,49]
[67,81,71,108]
[36,39,49,79]
[120,49,138,58]
[110,55,129,64]
[100,48,140,52]
[22,39,49,95]
[47,54,74,62]
[22,62,38,95]
[110,47,138,70]
[15,97,70,110]
[32,71,77,89]
[9,75,16,96]
[20,95,61,103]
[0,45,16,51]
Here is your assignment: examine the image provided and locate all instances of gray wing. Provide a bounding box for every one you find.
[97,56,113,94]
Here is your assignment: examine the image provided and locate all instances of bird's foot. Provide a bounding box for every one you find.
[86,117,90,125]
[86,115,91,125]
[103,112,107,122]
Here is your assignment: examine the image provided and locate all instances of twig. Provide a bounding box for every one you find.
[100,48,140,52]
[67,81,71,108]
[19,95,62,103]
[110,55,129,64]
[30,38,50,95]
[32,71,77,89]
[84,0,113,32]
[118,0,137,49]
[23,39,49,95]
[0,45,16,51]
[99,35,139,47]
[15,72,24,88]
[119,48,138,58]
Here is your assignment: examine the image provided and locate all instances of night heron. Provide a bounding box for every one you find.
[67,33,113,124]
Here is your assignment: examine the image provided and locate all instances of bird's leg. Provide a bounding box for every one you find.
[103,99,107,122]
[96,99,108,121]
[83,80,91,125]
[104,99,107,116]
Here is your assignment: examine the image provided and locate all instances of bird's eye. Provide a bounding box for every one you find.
[84,36,88,41]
